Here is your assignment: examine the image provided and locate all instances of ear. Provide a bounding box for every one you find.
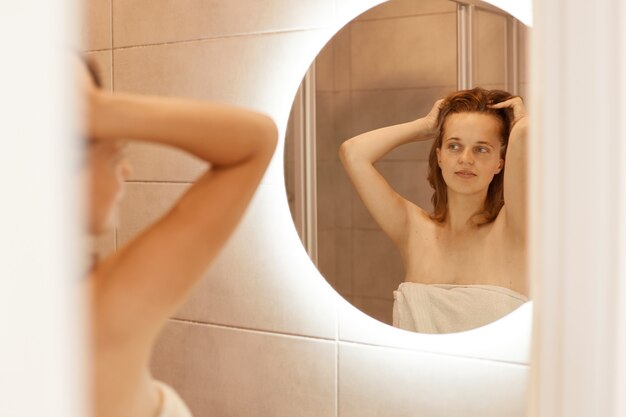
[495,158,504,174]
[436,148,441,166]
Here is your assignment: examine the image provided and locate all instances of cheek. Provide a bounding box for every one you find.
[491,156,504,171]
[438,149,452,166]
[477,153,499,167]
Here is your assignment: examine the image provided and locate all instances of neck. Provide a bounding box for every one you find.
[444,188,488,233]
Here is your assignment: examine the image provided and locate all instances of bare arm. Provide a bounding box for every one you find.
[339,100,442,245]
[87,89,278,348]
[89,91,274,166]
[491,97,528,239]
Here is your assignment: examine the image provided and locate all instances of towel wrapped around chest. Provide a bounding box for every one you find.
[392,282,528,334]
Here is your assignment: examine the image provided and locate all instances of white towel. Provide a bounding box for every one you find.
[392,282,528,334]
[154,380,194,417]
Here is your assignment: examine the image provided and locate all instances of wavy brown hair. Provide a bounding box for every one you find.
[427,87,516,225]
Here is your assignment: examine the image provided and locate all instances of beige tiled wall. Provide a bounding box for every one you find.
[79,0,112,51]
[112,0,334,48]
[475,9,507,87]
[151,321,336,417]
[338,342,528,417]
[350,13,456,90]
[83,0,529,416]
[354,0,455,20]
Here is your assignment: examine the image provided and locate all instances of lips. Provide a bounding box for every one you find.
[455,170,476,178]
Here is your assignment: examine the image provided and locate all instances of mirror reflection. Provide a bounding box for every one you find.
[285,0,530,333]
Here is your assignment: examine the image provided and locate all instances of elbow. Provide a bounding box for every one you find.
[339,139,362,167]
[260,114,278,144]
[338,140,352,164]
[255,114,279,160]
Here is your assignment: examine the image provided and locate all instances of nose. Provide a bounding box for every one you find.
[458,148,474,165]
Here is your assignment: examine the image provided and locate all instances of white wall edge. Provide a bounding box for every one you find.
[529,0,625,416]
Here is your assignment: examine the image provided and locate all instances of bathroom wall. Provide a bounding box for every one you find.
[473,8,529,98]
[82,0,529,416]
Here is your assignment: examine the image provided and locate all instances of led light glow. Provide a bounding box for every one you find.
[481,0,533,26]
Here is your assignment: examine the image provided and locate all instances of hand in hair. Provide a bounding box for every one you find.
[421,98,445,136]
[489,96,527,130]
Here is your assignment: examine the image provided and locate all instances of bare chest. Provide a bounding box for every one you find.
[403,220,525,291]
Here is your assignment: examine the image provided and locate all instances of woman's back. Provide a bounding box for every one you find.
[81,59,278,417]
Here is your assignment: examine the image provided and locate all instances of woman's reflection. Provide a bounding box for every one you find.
[339,87,528,334]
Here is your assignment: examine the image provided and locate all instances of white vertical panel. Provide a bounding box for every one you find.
[293,66,318,263]
[457,3,474,89]
[505,17,519,94]
[530,1,623,417]
[0,1,84,417]
[616,1,626,416]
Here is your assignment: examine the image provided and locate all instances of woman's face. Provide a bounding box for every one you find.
[87,139,132,235]
[436,112,504,196]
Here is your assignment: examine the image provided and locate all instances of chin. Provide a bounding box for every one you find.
[447,182,489,196]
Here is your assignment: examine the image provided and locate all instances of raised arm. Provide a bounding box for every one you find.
[490,97,528,238]
[86,87,278,346]
[339,100,442,245]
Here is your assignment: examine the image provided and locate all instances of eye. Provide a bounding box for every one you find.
[448,143,461,151]
[475,146,489,154]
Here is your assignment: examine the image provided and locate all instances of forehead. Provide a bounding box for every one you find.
[443,112,502,144]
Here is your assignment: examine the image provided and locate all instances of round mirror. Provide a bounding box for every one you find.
[284,0,531,334]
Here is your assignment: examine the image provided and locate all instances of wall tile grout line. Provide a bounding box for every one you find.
[126,180,195,185]
[354,10,457,24]
[111,25,333,52]
[83,47,114,53]
[342,84,458,93]
[168,316,528,366]
[337,339,530,367]
[347,294,394,301]
[169,317,337,343]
